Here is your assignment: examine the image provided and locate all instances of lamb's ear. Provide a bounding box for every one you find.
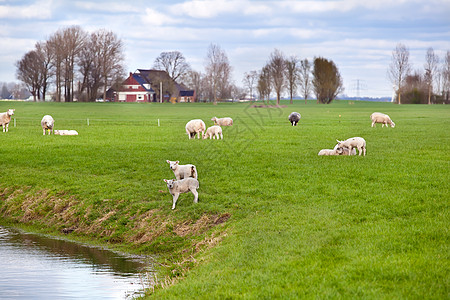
[166,160,170,164]
[163,179,168,183]
[336,139,340,143]
[175,161,179,164]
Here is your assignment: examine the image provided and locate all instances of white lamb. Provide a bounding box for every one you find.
[211,117,233,126]
[333,144,357,156]
[164,178,199,210]
[41,115,54,135]
[166,160,198,180]
[203,125,223,139]
[54,130,78,136]
[370,112,395,128]
[185,119,206,139]
[318,148,341,156]
[0,109,15,133]
[336,137,366,156]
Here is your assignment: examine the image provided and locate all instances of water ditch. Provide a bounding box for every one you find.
[0,225,154,299]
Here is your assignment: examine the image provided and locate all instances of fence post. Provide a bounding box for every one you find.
[14,118,16,127]
[87,118,90,126]
[158,119,160,127]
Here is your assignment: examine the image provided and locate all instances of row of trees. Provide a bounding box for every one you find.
[388,44,450,104]
[16,26,125,102]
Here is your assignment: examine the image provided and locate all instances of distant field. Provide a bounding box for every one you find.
[0,100,448,298]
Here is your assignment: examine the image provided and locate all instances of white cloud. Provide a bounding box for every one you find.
[73,1,139,13]
[141,7,180,26]
[0,0,53,19]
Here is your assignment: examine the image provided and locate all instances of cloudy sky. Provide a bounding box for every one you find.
[1,0,449,97]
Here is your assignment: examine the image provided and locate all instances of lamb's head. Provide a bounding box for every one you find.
[335,147,344,155]
[46,120,54,128]
[7,109,15,116]
[166,160,179,170]
[164,179,175,189]
[390,121,396,128]
[336,139,344,148]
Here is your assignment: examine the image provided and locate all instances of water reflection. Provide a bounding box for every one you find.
[0,226,152,299]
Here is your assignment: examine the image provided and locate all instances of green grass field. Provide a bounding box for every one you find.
[0,100,448,298]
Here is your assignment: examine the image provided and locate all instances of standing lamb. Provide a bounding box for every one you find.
[41,115,55,135]
[288,112,301,126]
[164,178,199,210]
[370,112,395,128]
[203,125,223,139]
[336,137,366,156]
[211,117,233,126]
[166,160,198,180]
[185,119,206,139]
[0,109,15,133]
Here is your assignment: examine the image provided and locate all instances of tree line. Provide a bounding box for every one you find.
[16,26,125,102]
[14,25,343,103]
[388,43,450,104]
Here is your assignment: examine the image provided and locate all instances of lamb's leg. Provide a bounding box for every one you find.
[358,146,362,156]
[371,121,375,127]
[172,193,180,210]
[191,189,198,203]
[43,128,46,135]
[363,147,366,156]
[220,132,223,139]
[6,123,8,132]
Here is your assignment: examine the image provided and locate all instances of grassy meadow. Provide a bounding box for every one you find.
[0,100,448,298]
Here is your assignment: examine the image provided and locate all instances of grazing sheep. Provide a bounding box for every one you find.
[164,178,199,210]
[54,130,78,136]
[333,144,357,156]
[185,119,206,139]
[203,125,223,139]
[0,109,15,133]
[41,115,54,135]
[288,112,301,126]
[370,112,395,128]
[211,116,233,126]
[336,137,366,156]
[166,160,198,180]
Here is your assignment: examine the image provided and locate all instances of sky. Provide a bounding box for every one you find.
[1,0,449,98]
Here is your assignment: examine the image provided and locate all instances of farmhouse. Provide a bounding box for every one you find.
[113,69,195,103]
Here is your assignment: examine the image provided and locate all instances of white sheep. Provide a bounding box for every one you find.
[203,125,223,139]
[288,112,301,126]
[211,117,233,126]
[164,178,199,209]
[0,109,15,133]
[185,119,206,139]
[370,112,395,128]
[336,137,366,156]
[41,115,55,135]
[318,148,341,156]
[333,144,357,156]
[166,160,198,180]
[54,130,78,136]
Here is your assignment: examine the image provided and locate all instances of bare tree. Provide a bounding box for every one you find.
[388,43,412,105]
[204,44,233,104]
[35,41,54,101]
[312,57,344,104]
[267,49,286,105]
[257,65,272,104]
[424,47,439,104]
[443,50,450,102]
[154,51,190,82]
[299,59,312,104]
[16,50,41,101]
[242,70,258,100]
[285,56,300,104]
[183,70,203,101]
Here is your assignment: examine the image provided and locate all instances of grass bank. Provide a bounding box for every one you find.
[0,100,448,298]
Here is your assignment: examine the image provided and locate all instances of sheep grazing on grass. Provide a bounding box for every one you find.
[288,112,301,126]
[54,130,78,136]
[41,115,55,135]
[164,178,199,210]
[185,119,206,139]
[0,109,15,133]
[370,112,395,128]
[336,137,366,156]
[211,116,233,126]
[166,160,198,180]
[203,125,223,139]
